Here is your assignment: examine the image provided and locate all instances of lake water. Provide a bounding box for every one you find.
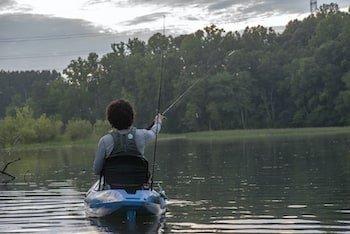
[1,134,350,233]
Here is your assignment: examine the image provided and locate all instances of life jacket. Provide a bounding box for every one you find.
[107,127,142,158]
[100,127,149,191]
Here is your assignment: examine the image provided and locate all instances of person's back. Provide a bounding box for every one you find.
[93,99,163,177]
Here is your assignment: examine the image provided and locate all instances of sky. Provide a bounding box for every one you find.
[0,0,349,71]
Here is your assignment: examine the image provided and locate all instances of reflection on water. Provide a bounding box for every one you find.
[0,182,90,233]
[90,214,165,233]
[0,135,350,233]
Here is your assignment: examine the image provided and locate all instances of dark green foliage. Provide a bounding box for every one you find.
[0,5,349,133]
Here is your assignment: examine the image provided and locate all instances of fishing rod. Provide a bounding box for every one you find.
[150,15,166,190]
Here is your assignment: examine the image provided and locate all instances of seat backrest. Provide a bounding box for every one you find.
[102,156,149,189]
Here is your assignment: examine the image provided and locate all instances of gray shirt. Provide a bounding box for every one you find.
[93,121,161,175]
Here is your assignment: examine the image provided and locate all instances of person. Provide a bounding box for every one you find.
[93,99,164,176]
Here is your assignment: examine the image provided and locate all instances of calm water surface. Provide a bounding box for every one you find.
[1,134,350,233]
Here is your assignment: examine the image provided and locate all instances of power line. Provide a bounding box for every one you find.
[0,32,117,43]
[0,50,110,60]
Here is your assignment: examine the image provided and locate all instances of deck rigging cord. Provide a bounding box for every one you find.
[150,15,166,190]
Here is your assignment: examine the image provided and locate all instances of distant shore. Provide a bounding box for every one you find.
[166,126,350,141]
[4,126,350,151]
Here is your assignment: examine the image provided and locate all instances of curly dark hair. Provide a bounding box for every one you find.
[106,99,134,130]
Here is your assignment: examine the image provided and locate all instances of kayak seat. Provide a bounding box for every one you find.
[102,155,150,192]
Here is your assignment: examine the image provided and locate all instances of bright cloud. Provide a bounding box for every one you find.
[10,0,350,33]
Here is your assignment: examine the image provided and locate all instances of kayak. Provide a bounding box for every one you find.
[84,181,167,218]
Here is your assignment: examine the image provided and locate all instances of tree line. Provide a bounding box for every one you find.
[0,4,349,138]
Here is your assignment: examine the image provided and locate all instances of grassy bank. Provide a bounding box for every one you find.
[4,126,350,151]
[167,126,350,141]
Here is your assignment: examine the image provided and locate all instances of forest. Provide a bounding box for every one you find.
[0,3,349,145]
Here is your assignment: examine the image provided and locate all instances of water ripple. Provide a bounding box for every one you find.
[0,184,95,233]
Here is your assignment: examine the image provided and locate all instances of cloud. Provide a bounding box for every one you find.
[185,16,199,21]
[123,12,169,26]
[127,0,212,7]
[207,0,236,11]
[0,13,157,71]
[0,13,99,36]
[241,0,307,15]
[86,0,112,4]
[0,0,16,10]
[125,0,349,15]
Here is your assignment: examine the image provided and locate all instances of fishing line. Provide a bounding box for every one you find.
[150,15,166,190]
[161,79,202,116]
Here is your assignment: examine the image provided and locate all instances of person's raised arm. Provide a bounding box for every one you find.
[143,114,164,144]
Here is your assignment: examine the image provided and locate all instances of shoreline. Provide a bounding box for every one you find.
[3,126,350,151]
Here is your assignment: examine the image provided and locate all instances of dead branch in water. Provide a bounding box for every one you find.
[0,158,21,184]
[0,136,22,184]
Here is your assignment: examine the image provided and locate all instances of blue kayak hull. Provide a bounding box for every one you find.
[84,181,166,218]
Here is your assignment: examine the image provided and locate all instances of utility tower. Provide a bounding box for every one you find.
[310,0,318,13]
